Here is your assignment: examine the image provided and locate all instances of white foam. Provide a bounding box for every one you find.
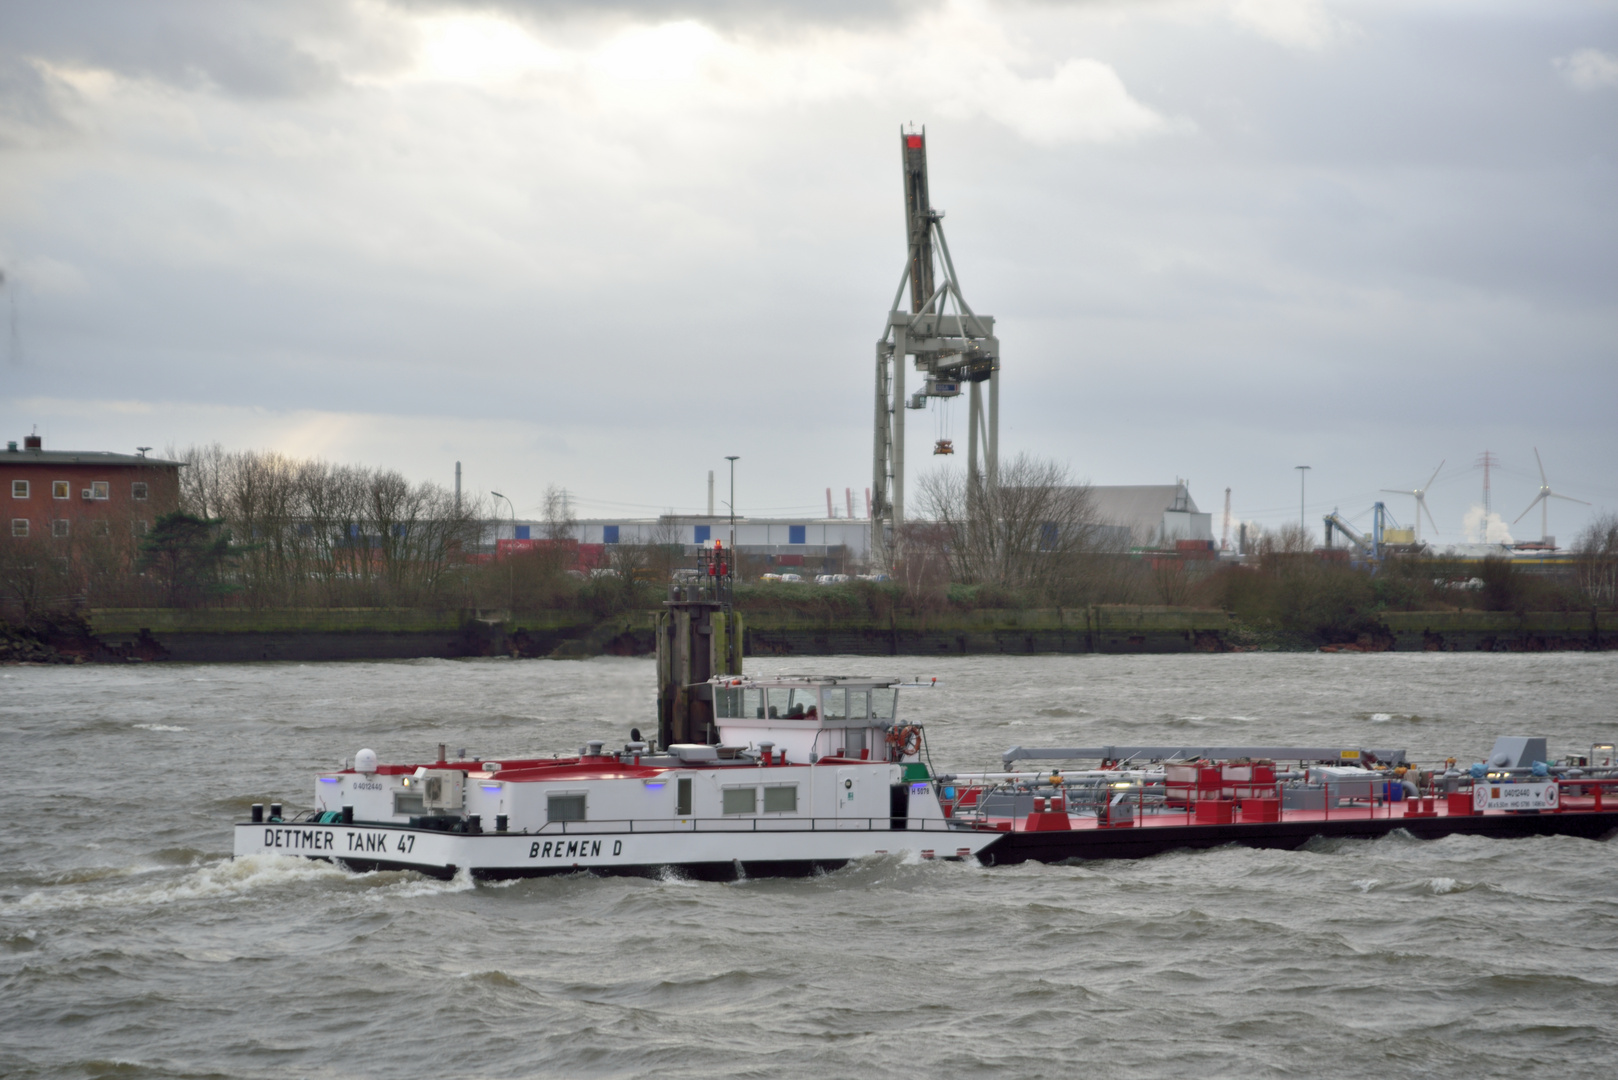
[1370,713,1392,723]
[133,723,188,732]
[373,866,475,899]
[6,854,350,914]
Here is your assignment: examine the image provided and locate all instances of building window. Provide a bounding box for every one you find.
[52,519,69,538]
[92,520,111,537]
[10,519,26,537]
[11,480,27,498]
[514,524,530,540]
[132,520,149,536]
[603,524,620,544]
[788,525,806,544]
[547,794,587,823]
[721,786,757,815]
[131,482,149,500]
[52,481,69,499]
[89,481,109,500]
[693,524,710,543]
[763,785,798,813]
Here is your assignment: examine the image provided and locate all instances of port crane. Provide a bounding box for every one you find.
[871,127,1000,564]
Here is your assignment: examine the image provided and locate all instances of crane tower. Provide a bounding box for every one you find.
[871,127,1000,565]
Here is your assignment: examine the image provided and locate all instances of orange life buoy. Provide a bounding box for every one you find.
[886,725,922,757]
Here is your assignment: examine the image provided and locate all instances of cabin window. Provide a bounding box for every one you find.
[743,688,764,719]
[788,688,818,718]
[848,690,869,719]
[873,688,897,720]
[766,688,791,719]
[547,794,587,822]
[763,785,797,813]
[10,480,27,498]
[393,791,425,816]
[823,689,847,720]
[52,481,69,499]
[676,776,692,816]
[716,687,740,719]
[721,787,756,815]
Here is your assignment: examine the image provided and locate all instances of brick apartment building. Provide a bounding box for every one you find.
[3,435,183,542]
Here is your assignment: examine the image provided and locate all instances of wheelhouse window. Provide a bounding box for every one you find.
[823,688,847,720]
[51,519,69,538]
[763,785,797,813]
[743,687,764,718]
[10,480,27,498]
[547,793,587,822]
[721,787,756,815]
[848,690,870,719]
[10,519,26,537]
[873,688,897,720]
[52,481,69,499]
[131,482,149,500]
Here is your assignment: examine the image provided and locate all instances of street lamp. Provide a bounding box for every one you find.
[724,456,739,554]
[491,490,515,609]
[1294,466,1311,532]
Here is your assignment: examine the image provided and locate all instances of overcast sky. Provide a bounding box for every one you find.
[2,0,1614,542]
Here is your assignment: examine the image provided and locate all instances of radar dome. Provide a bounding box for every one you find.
[355,748,378,774]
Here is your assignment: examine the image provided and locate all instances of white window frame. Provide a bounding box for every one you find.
[762,784,798,814]
[52,480,69,499]
[721,786,758,815]
[51,519,69,538]
[89,481,109,500]
[131,482,149,501]
[546,792,588,823]
[10,480,27,499]
[10,518,27,537]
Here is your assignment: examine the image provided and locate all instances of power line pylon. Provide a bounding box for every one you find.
[871,127,1000,567]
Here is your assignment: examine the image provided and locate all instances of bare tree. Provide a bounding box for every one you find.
[1575,511,1618,606]
[915,453,1104,596]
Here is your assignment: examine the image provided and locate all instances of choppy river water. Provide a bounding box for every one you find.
[2,652,1616,1079]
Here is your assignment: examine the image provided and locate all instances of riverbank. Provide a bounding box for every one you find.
[8,605,1604,663]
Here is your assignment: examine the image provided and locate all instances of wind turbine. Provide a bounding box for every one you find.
[1512,447,1589,546]
[1381,460,1443,544]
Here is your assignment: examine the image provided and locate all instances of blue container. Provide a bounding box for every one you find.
[1382,781,1404,802]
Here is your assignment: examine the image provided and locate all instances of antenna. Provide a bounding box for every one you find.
[1476,450,1499,517]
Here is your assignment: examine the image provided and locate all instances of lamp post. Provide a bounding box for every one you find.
[1294,466,1311,533]
[491,491,515,610]
[724,455,739,557]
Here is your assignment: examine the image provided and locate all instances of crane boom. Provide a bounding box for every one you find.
[901,132,936,315]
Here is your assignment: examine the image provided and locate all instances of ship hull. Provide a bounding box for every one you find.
[979,809,1618,865]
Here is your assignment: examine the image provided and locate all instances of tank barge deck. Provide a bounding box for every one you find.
[951,739,1618,865]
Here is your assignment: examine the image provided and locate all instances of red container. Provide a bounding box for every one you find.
[1194,800,1235,825]
[1446,791,1475,816]
[1241,798,1280,822]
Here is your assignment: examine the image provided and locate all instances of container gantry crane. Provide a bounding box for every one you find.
[871,127,1000,566]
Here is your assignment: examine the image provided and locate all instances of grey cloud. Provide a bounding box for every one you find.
[0,0,369,98]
